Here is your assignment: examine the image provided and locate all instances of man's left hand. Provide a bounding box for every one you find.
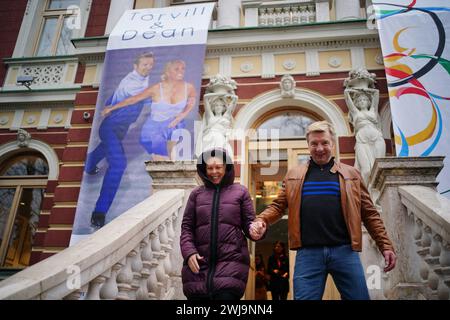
[383,250,397,272]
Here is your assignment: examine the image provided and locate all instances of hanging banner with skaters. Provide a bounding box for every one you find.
[70,3,215,244]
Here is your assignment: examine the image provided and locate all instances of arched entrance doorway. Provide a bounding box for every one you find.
[236,88,350,300]
[0,139,58,269]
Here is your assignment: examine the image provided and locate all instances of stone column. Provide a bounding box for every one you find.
[217,0,242,28]
[335,0,361,20]
[154,0,170,8]
[146,160,201,299]
[315,0,330,22]
[244,6,258,27]
[105,0,135,35]
[368,156,444,299]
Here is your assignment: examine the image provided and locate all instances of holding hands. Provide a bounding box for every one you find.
[249,219,267,240]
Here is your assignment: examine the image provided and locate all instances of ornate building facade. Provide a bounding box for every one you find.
[0,0,402,299]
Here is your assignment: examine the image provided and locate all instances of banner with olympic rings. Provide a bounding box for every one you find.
[374,0,450,196]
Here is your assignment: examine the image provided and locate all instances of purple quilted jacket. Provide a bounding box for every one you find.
[180,150,257,299]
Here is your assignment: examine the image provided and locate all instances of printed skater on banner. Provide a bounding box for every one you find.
[103,59,196,161]
[84,52,155,229]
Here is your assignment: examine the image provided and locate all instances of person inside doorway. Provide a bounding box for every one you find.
[267,241,289,300]
[254,253,268,300]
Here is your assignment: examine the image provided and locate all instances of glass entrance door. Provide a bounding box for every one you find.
[247,138,310,300]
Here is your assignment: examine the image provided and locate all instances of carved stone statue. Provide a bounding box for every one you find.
[17,129,31,148]
[280,74,295,98]
[344,68,385,183]
[196,74,238,158]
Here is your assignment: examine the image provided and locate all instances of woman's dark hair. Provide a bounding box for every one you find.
[198,148,233,169]
[273,241,286,256]
[255,253,265,270]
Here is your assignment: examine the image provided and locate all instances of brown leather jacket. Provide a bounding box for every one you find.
[257,160,394,253]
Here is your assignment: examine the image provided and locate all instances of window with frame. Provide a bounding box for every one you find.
[0,153,48,268]
[256,111,316,139]
[35,0,81,57]
[170,0,217,5]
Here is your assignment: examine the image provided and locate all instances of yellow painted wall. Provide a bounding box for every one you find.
[49,109,69,127]
[64,63,77,83]
[319,50,351,71]
[134,0,154,9]
[232,56,262,77]
[83,64,97,85]
[365,48,384,69]
[203,58,220,78]
[21,111,41,128]
[0,112,15,129]
[274,53,306,74]
[6,67,20,86]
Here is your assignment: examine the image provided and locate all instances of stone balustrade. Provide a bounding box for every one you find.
[365,156,450,300]
[258,4,316,27]
[243,1,322,27]
[0,189,186,300]
[398,185,450,300]
[2,56,80,91]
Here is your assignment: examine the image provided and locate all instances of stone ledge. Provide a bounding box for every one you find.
[369,157,445,196]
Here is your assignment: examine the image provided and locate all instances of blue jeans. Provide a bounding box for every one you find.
[293,244,370,300]
[85,104,143,215]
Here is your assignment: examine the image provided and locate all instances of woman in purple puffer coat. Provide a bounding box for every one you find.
[180,148,262,300]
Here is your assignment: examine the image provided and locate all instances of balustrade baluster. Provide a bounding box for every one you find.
[117,256,133,300]
[130,248,142,300]
[86,276,106,300]
[100,263,122,300]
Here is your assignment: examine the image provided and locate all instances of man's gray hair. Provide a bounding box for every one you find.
[134,52,154,65]
[306,121,336,142]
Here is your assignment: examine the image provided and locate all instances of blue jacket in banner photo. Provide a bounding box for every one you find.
[84,70,152,229]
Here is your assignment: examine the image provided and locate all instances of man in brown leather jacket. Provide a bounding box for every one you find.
[250,121,396,300]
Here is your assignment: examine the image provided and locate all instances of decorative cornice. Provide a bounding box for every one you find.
[3,55,78,65]
[25,0,33,15]
[78,53,105,64]
[0,101,74,110]
[206,37,380,55]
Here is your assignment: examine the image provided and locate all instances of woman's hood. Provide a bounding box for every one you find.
[197,148,235,188]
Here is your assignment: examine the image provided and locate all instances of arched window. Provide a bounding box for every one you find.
[256,111,316,139]
[0,152,48,268]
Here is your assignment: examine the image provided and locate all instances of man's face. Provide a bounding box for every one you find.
[135,57,154,77]
[307,130,334,165]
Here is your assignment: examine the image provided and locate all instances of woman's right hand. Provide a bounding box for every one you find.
[188,254,204,274]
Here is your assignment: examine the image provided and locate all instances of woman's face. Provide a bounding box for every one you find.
[356,94,370,110]
[274,243,283,254]
[206,157,225,185]
[213,100,226,115]
[166,62,185,81]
